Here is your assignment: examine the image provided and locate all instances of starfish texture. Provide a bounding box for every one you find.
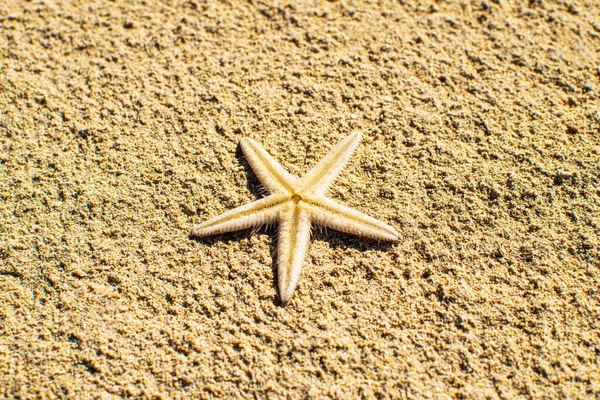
[191,132,398,305]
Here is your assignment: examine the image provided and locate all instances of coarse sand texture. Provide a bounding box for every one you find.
[1,0,599,398]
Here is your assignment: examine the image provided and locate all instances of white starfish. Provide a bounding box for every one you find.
[191,132,398,305]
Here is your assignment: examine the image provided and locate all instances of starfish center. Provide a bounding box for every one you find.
[291,194,302,204]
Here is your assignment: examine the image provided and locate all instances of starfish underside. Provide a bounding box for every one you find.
[191,132,398,305]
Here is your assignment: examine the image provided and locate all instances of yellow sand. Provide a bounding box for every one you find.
[1,0,598,397]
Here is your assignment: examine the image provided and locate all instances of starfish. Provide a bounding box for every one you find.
[191,132,398,305]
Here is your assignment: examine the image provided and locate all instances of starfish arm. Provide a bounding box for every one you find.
[191,194,287,237]
[240,137,297,194]
[306,195,399,241]
[277,202,312,305]
[298,132,362,195]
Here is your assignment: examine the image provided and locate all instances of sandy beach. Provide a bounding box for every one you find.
[1,0,599,397]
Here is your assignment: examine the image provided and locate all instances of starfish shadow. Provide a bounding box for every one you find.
[187,144,271,245]
[235,145,269,198]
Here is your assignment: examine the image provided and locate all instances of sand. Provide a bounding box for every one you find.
[1,0,599,398]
